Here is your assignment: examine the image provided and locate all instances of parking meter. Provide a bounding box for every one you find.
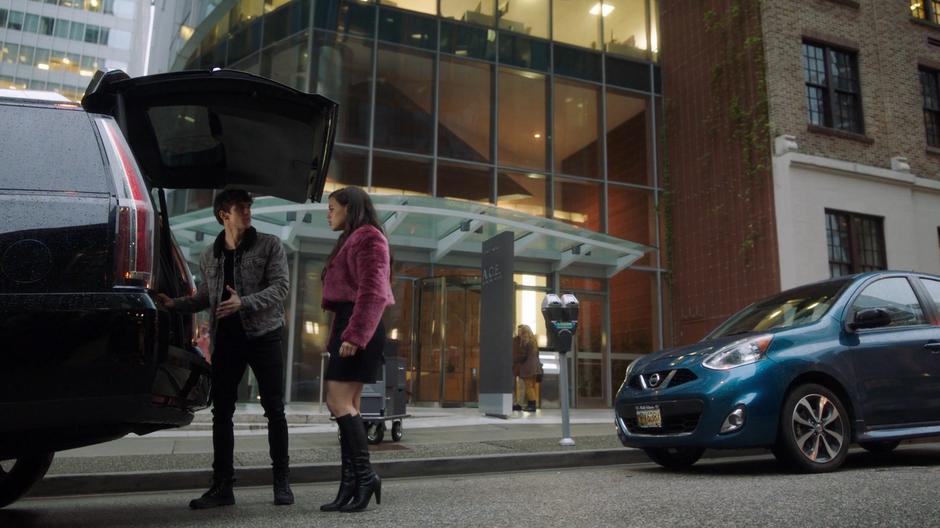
[540,293,579,446]
[541,294,579,354]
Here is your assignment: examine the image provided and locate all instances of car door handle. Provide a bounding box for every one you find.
[925,342,940,353]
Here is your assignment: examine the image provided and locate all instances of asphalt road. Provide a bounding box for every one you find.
[5,446,940,528]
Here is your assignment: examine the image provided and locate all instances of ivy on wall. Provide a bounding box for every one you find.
[659,0,771,290]
[702,0,771,267]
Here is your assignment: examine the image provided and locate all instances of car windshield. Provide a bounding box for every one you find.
[708,278,854,339]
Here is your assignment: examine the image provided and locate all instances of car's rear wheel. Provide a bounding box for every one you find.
[775,384,849,473]
[0,453,55,508]
[643,447,705,469]
[859,440,900,453]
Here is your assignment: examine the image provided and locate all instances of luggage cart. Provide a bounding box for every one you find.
[359,355,409,444]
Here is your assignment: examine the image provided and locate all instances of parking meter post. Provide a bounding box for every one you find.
[541,293,578,447]
[558,347,574,446]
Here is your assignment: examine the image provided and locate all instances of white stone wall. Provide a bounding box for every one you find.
[773,149,940,290]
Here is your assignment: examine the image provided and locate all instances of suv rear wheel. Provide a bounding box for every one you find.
[775,384,849,473]
[0,453,55,508]
[643,447,705,469]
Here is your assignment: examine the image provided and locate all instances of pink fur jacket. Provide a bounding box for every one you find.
[322,225,395,348]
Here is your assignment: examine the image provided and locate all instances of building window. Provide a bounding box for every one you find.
[911,1,940,24]
[826,210,886,278]
[498,67,548,171]
[802,42,863,134]
[920,67,940,148]
[553,0,601,50]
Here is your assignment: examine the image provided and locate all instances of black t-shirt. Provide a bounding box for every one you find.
[217,248,244,338]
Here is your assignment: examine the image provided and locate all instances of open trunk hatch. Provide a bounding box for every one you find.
[82,69,337,203]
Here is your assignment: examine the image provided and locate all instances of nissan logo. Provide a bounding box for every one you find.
[648,373,662,387]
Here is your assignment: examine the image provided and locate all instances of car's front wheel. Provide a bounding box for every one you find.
[0,453,55,508]
[775,384,849,473]
[643,447,705,469]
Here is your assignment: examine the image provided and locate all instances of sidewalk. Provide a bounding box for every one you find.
[33,405,640,497]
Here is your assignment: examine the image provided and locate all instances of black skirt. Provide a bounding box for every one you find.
[325,302,385,383]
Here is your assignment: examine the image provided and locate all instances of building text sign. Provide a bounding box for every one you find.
[479,230,514,418]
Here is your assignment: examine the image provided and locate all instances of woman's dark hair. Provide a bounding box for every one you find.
[322,187,393,282]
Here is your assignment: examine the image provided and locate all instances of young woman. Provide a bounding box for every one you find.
[512,325,541,412]
[319,187,394,513]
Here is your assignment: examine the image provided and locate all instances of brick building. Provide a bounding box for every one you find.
[661,0,940,345]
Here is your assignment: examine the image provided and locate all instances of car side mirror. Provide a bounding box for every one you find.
[849,308,892,331]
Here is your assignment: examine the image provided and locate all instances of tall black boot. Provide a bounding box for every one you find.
[273,465,294,505]
[189,477,235,509]
[338,414,382,512]
[320,425,356,511]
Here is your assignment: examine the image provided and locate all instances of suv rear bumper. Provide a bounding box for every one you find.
[0,394,198,457]
[0,291,210,455]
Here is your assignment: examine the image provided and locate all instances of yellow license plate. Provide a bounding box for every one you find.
[636,405,662,428]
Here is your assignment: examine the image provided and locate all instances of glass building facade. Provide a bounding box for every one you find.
[0,0,148,101]
[169,0,663,408]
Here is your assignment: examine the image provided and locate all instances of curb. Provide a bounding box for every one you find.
[29,448,770,498]
[31,449,647,498]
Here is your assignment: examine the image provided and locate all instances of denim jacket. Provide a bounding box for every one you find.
[173,227,289,345]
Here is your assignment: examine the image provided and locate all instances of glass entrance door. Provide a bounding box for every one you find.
[573,293,608,408]
[413,276,481,406]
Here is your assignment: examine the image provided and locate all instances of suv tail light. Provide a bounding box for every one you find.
[96,118,154,288]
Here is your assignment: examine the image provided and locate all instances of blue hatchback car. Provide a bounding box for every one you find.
[614,271,940,472]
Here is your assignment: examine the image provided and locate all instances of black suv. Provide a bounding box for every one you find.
[0,70,336,507]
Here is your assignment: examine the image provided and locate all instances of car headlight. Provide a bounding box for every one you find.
[702,334,773,370]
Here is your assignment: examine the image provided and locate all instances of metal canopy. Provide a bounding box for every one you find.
[169,195,654,278]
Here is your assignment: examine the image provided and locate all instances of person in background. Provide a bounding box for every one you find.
[157,189,293,509]
[512,328,525,412]
[319,186,395,513]
[513,325,541,412]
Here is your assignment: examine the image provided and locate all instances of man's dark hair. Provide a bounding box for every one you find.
[213,189,253,225]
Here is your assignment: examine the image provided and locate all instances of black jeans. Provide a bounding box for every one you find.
[211,326,288,480]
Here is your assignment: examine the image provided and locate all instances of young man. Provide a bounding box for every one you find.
[158,189,293,509]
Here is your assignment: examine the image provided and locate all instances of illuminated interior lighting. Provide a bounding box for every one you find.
[552,210,588,223]
[589,3,615,16]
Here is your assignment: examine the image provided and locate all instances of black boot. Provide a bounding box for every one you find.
[512,404,522,411]
[338,414,382,512]
[273,466,294,505]
[189,478,235,509]
[320,427,355,511]
[525,400,537,412]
